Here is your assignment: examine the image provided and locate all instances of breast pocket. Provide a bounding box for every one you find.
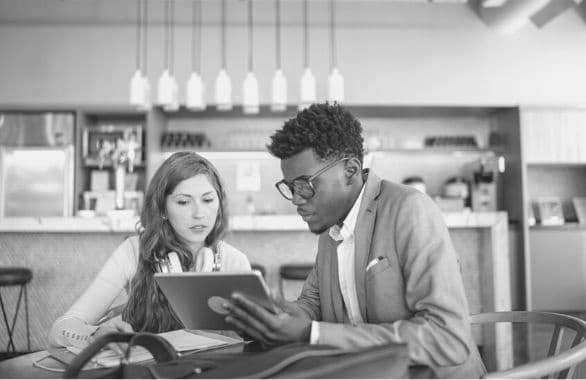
[366,257,391,278]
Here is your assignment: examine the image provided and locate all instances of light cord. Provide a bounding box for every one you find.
[303,0,308,69]
[247,0,253,72]
[142,0,148,74]
[276,0,281,70]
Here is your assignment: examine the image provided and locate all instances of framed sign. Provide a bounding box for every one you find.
[573,197,586,225]
[535,197,564,226]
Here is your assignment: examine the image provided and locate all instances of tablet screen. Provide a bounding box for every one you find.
[155,272,277,330]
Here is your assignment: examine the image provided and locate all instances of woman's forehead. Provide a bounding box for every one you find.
[169,174,215,196]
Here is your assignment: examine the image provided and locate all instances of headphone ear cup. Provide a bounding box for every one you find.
[167,252,183,273]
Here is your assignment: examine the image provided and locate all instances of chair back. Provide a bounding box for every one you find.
[277,264,313,300]
[470,311,586,379]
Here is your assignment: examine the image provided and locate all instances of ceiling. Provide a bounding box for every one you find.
[0,0,583,33]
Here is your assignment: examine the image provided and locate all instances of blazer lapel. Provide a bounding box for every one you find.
[354,171,382,320]
[319,234,345,322]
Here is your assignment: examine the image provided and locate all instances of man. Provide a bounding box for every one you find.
[224,103,485,378]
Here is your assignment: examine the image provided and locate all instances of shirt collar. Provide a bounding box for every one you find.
[329,184,366,242]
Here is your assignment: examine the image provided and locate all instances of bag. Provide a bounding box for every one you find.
[63,332,412,379]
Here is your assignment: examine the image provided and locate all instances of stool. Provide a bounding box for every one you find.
[0,267,32,357]
[278,263,313,300]
[251,263,266,279]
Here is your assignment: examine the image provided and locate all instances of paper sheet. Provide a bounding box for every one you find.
[66,329,241,368]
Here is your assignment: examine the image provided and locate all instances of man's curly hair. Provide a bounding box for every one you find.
[267,102,364,163]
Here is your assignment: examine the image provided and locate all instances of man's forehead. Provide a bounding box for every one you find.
[280,149,322,179]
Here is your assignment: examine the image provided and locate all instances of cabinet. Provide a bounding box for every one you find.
[529,225,586,311]
[521,108,586,311]
[75,108,147,215]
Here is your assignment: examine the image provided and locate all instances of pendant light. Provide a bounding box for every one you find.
[327,0,344,103]
[165,0,179,111]
[130,0,151,109]
[157,0,178,109]
[215,0,232,111]
[271,0,287,112]
[242,0,259,114]
[186,0,206,110]
[299,0,316,111]
[141,0,152,109]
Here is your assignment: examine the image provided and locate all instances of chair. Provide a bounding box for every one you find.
[0,267,32,359]
[250,263,266,279]
[470,311,586,378]
[278,263,313,300]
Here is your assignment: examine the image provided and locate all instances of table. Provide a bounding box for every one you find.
[0,342,430,379]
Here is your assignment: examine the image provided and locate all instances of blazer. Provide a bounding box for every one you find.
[295,171,486,378]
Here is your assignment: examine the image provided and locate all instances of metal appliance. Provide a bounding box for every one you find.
[0,112,75,217]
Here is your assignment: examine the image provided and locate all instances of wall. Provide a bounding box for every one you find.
[1,1,586,106]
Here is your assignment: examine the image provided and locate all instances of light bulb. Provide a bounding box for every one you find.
[130,69,146,106]
[299,67,316,110]
[243,72,260,114]
[271,69,287,112]
[157,69,174,106]
[328,67,344,103]
[215,68,232,111]
[138,75,152,110]
[163,75,179,111]
[186,72,206,111]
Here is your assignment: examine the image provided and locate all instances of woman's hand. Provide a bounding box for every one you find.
[90,316,134,354]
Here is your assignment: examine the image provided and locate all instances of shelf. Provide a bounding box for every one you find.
[372,147,504,154]
[527,162,586,167]
[83,158,145,168]
[530,222,586,231]
[159,105,515,119]
[159,147,504,156]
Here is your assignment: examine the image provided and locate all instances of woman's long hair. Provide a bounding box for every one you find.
[122,151,229,332]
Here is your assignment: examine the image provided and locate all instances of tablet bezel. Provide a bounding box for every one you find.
[154,271,277,330]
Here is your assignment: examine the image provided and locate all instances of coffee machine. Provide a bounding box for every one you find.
[471,155,503,212]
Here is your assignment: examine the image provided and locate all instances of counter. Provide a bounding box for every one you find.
[0,211,507,233]
[0,211,511,370]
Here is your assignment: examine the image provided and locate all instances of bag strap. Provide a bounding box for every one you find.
[63,332,179,379]
[124,333,178,364]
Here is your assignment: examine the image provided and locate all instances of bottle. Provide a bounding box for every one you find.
[246,195,256,215]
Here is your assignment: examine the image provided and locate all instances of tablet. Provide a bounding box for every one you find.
[154,271,277,330]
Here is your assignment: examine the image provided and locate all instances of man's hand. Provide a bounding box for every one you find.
[224,293,312,347]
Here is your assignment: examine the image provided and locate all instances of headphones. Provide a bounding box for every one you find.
[155,252,183,273]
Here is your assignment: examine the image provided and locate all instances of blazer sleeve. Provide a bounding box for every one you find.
[294,258,322,321]
[314,191,473,369]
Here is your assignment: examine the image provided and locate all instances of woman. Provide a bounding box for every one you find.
[48,152,251,348]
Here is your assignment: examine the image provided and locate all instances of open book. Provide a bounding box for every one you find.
[63,329,243,368]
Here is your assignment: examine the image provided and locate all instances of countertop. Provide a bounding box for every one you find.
[0,211,507,233]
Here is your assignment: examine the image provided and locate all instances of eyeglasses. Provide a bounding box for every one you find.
[275,158,348,201]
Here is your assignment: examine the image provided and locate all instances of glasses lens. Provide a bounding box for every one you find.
[292,179,314,198]
[277,182,293,200]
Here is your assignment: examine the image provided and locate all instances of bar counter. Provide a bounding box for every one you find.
[0,211,506,232]
[0,211,511,370]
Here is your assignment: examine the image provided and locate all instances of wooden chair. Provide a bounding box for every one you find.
[470,311,586,378]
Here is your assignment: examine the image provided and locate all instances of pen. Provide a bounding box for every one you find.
[366,256,384,272]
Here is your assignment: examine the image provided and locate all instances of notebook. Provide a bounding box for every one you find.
[64,329,242,368]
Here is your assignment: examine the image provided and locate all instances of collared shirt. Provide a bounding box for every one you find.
[310,184,366,344]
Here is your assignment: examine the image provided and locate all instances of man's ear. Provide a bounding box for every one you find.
[344,158,362,183]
